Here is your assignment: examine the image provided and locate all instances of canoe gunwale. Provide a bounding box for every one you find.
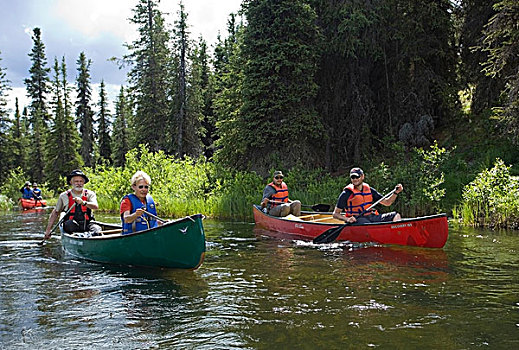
[60,213,206,269]
[252,204,449,248]
[62,213,204,241]
[253,204,447,227]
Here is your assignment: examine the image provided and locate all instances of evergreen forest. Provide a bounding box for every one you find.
[0,0,518,226]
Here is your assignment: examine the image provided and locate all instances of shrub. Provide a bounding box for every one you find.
[457,158,519,228]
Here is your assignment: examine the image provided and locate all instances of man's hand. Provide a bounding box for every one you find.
[345,216,356,223]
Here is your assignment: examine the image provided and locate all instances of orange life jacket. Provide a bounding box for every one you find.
[344,183,379,217]
[268,182,289,207]
[66,189,93,222]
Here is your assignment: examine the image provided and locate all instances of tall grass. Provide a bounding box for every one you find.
[455,158,519,228]
[0,144,456,221]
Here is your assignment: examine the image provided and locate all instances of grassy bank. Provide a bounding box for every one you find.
[0,144,450,220]
[3,143,517,227]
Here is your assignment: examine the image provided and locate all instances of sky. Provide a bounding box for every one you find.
[0,0,243,115]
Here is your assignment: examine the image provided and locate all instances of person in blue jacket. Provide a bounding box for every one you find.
[31,182,43,200]
[20,182,33,199]
[120,171,162,234]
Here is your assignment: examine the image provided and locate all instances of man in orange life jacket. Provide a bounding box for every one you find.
[332,167,403,224]
[44,169,102,238]
[260,170,301,217]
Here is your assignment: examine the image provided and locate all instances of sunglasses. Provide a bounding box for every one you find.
[275,176,284,180]
[137,185,149,189]
[350,175,360,179]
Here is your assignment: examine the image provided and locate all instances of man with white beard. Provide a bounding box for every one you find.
[44,169,101,239]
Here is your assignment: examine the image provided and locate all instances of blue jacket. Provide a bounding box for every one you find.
[21,187,33,199]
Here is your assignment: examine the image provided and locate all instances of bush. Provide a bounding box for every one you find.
[369,141,450,217]
[457,158,519,228]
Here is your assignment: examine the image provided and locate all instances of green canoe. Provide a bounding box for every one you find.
[60,214,206,269]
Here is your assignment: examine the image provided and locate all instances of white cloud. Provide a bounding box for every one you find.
[52,0,136,43]
[2,0,244,116]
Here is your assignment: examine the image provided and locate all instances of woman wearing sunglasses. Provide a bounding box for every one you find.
[120,171,161,234]
[332,167,403,224]
[260,170,301,217]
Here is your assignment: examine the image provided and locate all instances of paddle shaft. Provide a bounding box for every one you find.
[312,187,397,244]
[361,188,397,216]
[142,209,168,223]
[39,203,77,245]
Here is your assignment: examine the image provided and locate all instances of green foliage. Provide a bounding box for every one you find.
[227,0,324,173]
[45,57,82,191]
[111,86,131,167]
[0,168,27,202]
[126,0,172,153]
[369,141,450,217]
[0,51,13,184]
[86,145,265,219]
[76,52,95,167]
[457,158,519,228]
[97,80,112,164]
[0,194,14,210]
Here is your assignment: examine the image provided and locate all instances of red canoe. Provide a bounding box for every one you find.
[253,205,448,248]
[19,198,47,210]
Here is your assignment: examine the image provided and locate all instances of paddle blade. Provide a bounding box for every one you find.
[313,225,344,244]
[311,204,331,212]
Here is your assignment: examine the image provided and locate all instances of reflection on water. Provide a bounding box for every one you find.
[1,211,518,349]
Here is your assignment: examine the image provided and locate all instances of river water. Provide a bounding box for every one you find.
[0,209,518,349]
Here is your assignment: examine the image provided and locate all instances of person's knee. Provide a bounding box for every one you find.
[291,200,301,216]
[393,213,401,221]
[280,205,290,217]
[63,219,80,233]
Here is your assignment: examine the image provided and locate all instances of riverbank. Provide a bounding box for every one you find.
[3,144,519,227]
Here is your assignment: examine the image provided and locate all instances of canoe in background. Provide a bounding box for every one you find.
[19,198,47,209]
[253,205,448,248]
[61,214,206,269]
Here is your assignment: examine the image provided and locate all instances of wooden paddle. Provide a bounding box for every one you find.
[312,188,397,244]
[38,203,77,245]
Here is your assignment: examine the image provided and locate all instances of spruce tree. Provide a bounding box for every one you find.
[481,0,519,138]
[237,0,323,172]
[24,27,50,182]
[172,2,203,157]
[0,51,12,183]
[212,16,245,166]
[459,0,502,114]
[75,52,95,167]
[9,98,29,173]
[197,37,216,159]
[45,57,82,190]
[125,0,171,152]
[112,86,130,167]
[97,80,112,164]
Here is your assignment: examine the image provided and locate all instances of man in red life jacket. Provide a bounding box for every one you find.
[260,170,301,217]
[332,167,403,224]
[44,169,102,238]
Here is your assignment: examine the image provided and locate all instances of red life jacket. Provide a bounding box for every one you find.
[66,190,93,222]
[268,182,289,207]
[344,183,379,217]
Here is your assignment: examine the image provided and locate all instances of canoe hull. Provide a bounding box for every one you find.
[253,205,448,248]
[61,214,206,269]
[19,198,47,209]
